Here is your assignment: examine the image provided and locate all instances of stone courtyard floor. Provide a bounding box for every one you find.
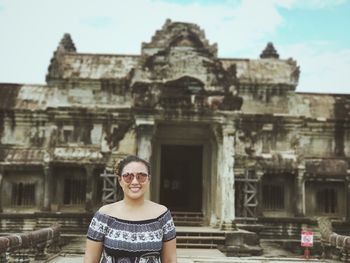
[40,228,344,263]
[45,231,340,263]
[48,248,339,263]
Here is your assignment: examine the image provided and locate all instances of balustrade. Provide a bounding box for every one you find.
[318,217,350,262]
[0,224,60,262]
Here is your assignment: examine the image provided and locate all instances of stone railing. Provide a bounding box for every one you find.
[318,217,350,262]
[0,224,61,262]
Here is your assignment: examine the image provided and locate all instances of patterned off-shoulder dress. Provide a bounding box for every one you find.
[87,209,176,263]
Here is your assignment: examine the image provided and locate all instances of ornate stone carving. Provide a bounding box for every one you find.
[57,33,76,53]
[46,33,76,82]
[260,42,279,59]
[130,20,243,112]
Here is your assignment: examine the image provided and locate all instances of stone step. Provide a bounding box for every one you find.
[172,211,205,227]
[177,235,225,241]
[35,218,90,233]
[177,243,218,249]
[60,235,87,254]
[176,227,225,249]
[173,220,204,226]
[172,211,203,215]
[0,219,37,233]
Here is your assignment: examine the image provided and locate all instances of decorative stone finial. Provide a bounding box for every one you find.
[57,33,76,52]
[260,42,279,59]
[46,33,76,82]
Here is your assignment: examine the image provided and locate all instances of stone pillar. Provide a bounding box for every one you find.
[136,119,155,162]
[0,168,3,213]
[346,175,350,221]
[219,124,236,230]
[136,118,155,200]
[42,165,52,211]
[85,165,94,212]
[295,165,306,217]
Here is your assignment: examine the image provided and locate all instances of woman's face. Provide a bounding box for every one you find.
[119,161,150,200]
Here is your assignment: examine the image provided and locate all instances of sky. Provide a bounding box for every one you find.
[0,0,349,94]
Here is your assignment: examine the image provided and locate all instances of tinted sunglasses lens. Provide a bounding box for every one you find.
[122,173,133,183]
[137,173,148,183]
[121,173,148,183]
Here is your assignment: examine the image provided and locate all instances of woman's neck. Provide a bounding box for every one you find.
[122,197,146,208]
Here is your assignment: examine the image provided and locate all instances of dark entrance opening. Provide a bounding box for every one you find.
[160,145,202,212]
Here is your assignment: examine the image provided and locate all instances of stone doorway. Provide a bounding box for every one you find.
[159,144,203,212]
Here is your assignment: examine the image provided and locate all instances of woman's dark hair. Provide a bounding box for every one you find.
[114,155,151,176]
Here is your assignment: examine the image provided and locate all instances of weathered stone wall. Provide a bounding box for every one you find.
[0,20,349,227]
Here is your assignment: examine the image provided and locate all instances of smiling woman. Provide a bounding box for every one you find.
[84,155,177,263]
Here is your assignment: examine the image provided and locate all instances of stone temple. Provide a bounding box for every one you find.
[0,19,349,254]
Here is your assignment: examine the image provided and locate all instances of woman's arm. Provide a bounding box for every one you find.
[161,238,177,263]
[84,239,103,263]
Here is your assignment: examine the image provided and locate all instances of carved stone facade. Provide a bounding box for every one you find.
[0,20,350,230]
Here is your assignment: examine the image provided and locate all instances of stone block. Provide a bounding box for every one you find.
[218,229,263,257]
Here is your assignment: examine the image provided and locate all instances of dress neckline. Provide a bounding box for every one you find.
[97,209,169,224]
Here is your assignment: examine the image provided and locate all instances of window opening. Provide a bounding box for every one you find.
[11,183,35,206]
[263,184,284,210]
[63,178,86,205]
[316,188,337,214]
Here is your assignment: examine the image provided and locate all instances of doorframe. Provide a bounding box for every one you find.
[152,130,212,219]
[158,144,203,212]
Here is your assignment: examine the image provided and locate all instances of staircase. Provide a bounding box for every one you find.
[34,214,91,234]
[172,211,204,226]
[1,211,227,251]
[176,227,225,249]
[0,213,92,235]
[0,217,37,234]
[172,211,225,249]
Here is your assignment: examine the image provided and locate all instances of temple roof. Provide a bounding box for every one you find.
[221,58,299,87]
[291,93,350,120]
[142,19,218,58]
[0,148,46,165]
[47,53,139,80]
[45,20,299,88]
[0,83,134,110]
[47,53,300,86]
[53,147,105,163]
[0,147,106,165]
[0,84,49,110]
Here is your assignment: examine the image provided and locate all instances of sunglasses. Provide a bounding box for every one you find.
[120,172,149,184]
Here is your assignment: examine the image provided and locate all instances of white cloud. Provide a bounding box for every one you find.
[0,0,286,84]
[209,0,285,56]
[0,0,348,93]
[280,42,350,94]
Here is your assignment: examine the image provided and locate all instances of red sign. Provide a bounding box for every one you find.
[301,231,314,247]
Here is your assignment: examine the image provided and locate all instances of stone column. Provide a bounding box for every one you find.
[136,118,155,200]
[0,167,3,212]
[219,124,236,230]
[295,165,306,217]
[346,175,350,221]
[85,165,94,212]
[42,165,52,211]
[136,119,155,162]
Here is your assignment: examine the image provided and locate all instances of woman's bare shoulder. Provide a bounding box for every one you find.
[98,201,122,216]
[146,201,168,216]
